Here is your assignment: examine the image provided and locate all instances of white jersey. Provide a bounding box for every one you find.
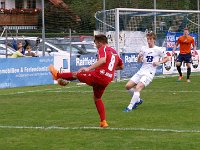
[138,45,165,79]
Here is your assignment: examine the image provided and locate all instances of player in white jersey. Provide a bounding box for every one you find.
[123,32,169,112]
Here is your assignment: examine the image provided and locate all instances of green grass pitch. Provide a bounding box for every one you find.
[0,75,200,149]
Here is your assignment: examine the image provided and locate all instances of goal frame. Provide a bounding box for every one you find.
[113,8,200,80]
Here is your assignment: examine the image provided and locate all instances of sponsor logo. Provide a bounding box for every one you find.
[76,57,97,66]
[191,50,199,69]
[164,52,172,71]
[124,54,138,63]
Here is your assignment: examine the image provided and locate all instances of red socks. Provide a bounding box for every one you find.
[57,72,74,80]
[57,73,106,121]
[95,99,106,121]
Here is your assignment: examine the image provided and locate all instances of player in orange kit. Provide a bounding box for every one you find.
[172,27,196,82]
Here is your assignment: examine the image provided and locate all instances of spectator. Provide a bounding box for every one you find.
[12,39,29,55]
[11,47,25,58]
[25,45,37,57]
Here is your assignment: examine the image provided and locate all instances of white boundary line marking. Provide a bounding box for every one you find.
[0,88,200,96]
[0,74,199,96]
[0,85,83,96]
[0,125,200,133]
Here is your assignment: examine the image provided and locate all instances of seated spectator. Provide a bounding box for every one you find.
[25,45,37,57]
[12,39,29,55]
[11,47,25,58]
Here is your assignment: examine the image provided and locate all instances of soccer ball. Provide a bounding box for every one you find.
[164,61,171,71]
[57,78,69,86]
[192,60,199,69]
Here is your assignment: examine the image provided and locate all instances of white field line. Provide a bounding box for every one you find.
[48,90,200,93]
[0,85,83,96]
[0,88,200,96]
[0,73,199,96]
[0,125,199,133]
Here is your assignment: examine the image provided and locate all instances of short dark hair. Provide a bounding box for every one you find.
[184,27,189,31]
[17,41,22,45]
[26,45,31,49]
[94,34,108,44]
[146,32,157,40]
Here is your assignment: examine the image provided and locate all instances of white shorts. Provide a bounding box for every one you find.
[130,72,153,87]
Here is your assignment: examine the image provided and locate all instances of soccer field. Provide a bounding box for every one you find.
[0,75,200,149]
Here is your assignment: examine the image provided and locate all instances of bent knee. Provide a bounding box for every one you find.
[176,62,181,67]
[186,63,191,68]
[73,72,78,78]
[125,83,133,90]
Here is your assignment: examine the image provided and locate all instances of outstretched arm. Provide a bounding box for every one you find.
[116,64,124,70]
[172,43,178,56]
[153,56,169,67]
[116,57,124,70]
[192,40,196,51]
[137,52,143,63]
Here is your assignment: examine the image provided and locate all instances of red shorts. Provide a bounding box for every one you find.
[77,72,109,99]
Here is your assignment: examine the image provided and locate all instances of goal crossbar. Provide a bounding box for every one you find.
[116,8,200,14]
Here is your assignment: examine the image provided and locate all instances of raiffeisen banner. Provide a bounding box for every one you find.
[120,53,163,78]
[70,53,163,79]
[70,54,98,72]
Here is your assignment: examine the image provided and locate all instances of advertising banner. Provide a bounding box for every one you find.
[163,50,200,74]
[120,53,162,78]
[70,53,162,79]
[120,53,142,78]
[0,57,54,88]
[53,55,70,72]
[166,32,197,51]
[70,54,98,72]
[53,55,70,84]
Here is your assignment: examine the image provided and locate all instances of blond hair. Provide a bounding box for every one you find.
[146,32,157,40]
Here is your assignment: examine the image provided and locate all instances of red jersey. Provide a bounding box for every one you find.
[177,35,195,54]
[93,46,123,83]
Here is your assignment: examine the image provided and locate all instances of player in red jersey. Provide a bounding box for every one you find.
[48,34,124,127]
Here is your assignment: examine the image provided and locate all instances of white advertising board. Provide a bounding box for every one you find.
[163,50,200,74]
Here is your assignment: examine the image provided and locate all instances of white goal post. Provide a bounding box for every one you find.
[95,8,200,80]
[113,8,200,54]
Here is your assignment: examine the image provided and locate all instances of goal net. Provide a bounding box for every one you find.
[95,8,200,79]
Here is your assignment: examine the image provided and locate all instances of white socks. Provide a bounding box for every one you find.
[127,92,140,110]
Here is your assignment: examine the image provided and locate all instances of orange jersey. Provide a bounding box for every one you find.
[177,35,195,54]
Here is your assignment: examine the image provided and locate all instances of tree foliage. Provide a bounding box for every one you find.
[43,0,199,34]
